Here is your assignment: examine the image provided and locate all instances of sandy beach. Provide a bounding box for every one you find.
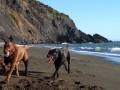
[0,46,120,90]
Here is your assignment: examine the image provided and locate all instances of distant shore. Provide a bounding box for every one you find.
[0,47,120,90]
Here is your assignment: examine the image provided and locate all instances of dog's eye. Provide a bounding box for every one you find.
[4,45,9,48]
[47,55,49,57]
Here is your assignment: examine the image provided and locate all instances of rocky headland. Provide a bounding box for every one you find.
[0,0,111,44]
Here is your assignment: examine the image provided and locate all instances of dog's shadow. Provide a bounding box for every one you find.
[0,69,46,78]
[0,69,48,84]
[0,69,8,76]
[19,70,46,78]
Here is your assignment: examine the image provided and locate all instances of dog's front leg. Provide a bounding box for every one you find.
[1,61,8,71]
[4,61,16,83]
[55,65,59,78]
[51,65,60,78]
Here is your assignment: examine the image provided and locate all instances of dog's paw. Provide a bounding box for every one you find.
[24,72,28,76]
[44,76,51,79]
[51,76,58,80]
[15,75,19,78]
[0,81,8,84]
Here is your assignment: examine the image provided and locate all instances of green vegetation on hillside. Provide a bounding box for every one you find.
[47,6,69,18]
[40,2,69,18]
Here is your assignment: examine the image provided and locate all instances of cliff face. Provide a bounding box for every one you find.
[0,0,111,44]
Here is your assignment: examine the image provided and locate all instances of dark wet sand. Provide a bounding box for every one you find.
[0,47,120,90]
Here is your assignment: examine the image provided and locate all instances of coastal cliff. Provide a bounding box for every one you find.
[0,0,111,44]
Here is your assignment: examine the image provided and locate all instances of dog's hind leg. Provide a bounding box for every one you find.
[67,52,71,73]
[23,60,28,76]
[23,52,28,76]
[68,63,70,73]
[63,62,68,71]
[15,62,19,78]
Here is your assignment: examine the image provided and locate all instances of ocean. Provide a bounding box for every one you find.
[29,41,120,64]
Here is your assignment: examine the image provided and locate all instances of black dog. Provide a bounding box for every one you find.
[47,45,71,78]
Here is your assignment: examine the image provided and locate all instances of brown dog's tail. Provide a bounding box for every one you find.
[24,46,30,50]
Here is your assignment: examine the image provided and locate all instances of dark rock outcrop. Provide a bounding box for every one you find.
[93,34,110,43]
[0,0,111,44]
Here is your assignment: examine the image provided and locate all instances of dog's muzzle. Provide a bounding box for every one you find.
[47,56,53,63]
[47,53,58,63]
[47,49,59,63]
[47,55,53,63]
[4,50,10,57]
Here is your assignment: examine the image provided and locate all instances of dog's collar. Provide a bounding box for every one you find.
[9,48,15,56]
[53,52,58,62]
[55,49,59,58]
[53,49,59,62]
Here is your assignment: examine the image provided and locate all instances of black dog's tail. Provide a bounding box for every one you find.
[66,44,69,49]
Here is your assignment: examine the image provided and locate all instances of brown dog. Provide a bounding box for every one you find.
[1,40,29,83]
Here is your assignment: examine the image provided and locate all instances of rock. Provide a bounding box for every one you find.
[0,0,112,44]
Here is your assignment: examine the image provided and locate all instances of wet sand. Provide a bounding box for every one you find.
[0,47,120,90]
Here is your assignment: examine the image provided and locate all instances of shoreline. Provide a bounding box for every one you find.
[1,42,120,65]
[0,47,120,90]
[26,42,120,65]
[71,50,120,65]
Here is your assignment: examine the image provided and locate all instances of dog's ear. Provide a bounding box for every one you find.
[3,37,9,43]
[52,49,56,52]
[9,35,13,42]
[3,35,13,43]
[3,39,7,43]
